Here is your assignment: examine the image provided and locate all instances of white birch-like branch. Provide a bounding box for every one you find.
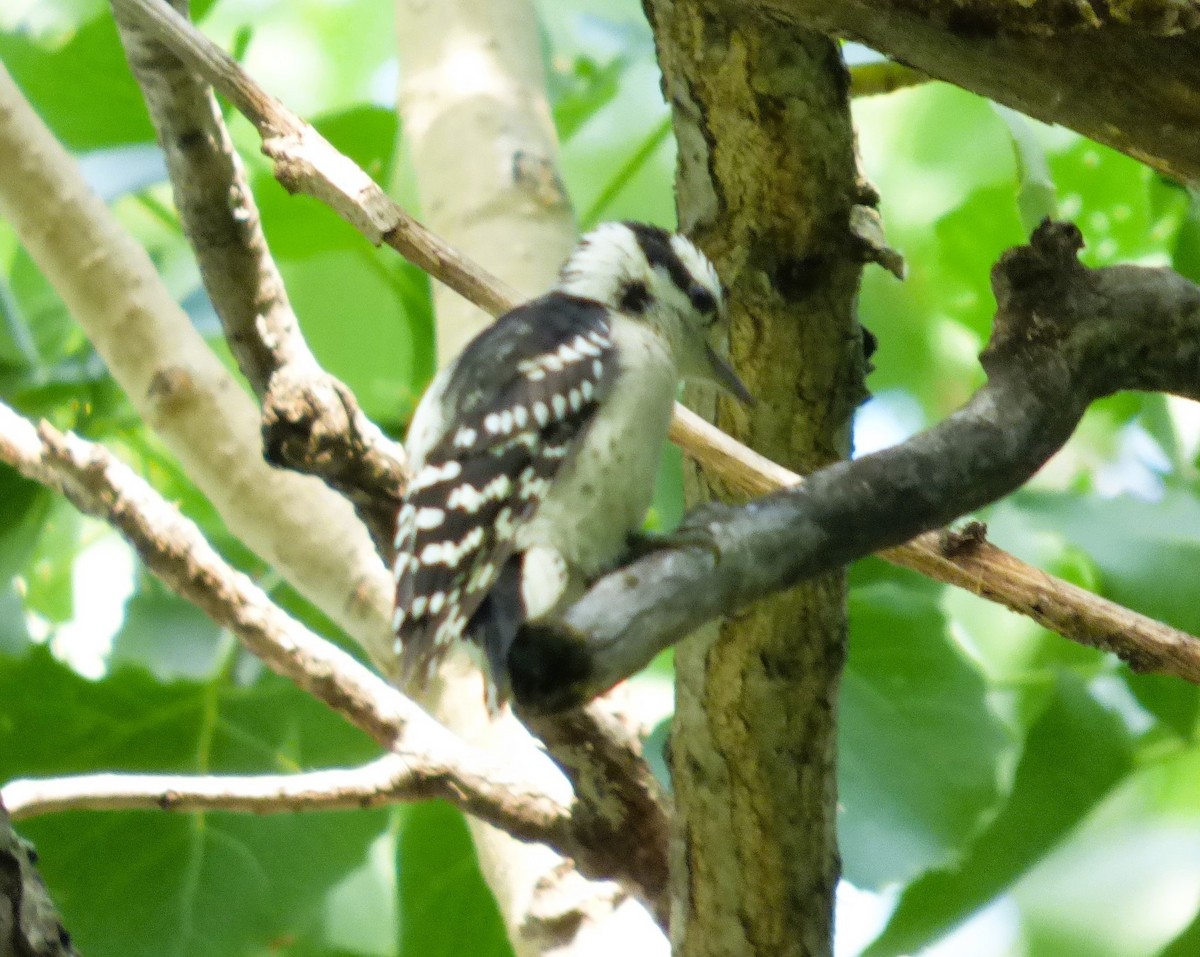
[0,60,395,671]
[4,756,547,820]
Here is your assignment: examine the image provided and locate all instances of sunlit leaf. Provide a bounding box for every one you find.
[840,576,1012,890]
[863,674,1134,956]
[2,648,384,957]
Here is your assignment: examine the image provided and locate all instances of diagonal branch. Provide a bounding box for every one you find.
[509,222,1200,711]
[110,0,520,318]
[0,402,664,915]
[109,0,1200,705]
[112,0,407,553]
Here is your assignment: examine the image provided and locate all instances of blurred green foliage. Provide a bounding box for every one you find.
[2,0,1200,955]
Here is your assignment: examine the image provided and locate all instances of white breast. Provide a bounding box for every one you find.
[516,315,678,614]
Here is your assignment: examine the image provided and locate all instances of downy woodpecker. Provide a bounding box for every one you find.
[392,221,750,703]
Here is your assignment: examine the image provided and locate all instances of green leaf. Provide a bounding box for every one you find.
[1158,904,1200,957]
[0,582,31,655]
[839,579,1012,890]
[7,246,80,370]
[396,801,512,957]
[1048,138,1187,267]
[1172,188,1200,284]
[551,54,629,143]
[0,275,39,370]
[1124,671,1200,741]
[21,496,82,623]
[314,106,400,188]
[2,649,386,957]
[993,105,1057,233]
[580,116,672,230]
[862,674,1134,957]
[0,17,156,150]
[0,464,54,582]
[858,179,1024,417]
[111,580,225,681]
[275,247,432,425]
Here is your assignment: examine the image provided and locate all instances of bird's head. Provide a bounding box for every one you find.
[557,221,753,403]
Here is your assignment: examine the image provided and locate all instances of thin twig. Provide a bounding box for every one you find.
[111,0,520,318]
[3,755,544,820]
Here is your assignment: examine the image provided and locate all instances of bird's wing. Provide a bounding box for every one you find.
[393,293,618,689]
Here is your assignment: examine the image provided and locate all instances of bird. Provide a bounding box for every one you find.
[392,221,751,705]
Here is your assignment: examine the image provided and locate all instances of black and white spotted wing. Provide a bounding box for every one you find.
[392,293,618,689]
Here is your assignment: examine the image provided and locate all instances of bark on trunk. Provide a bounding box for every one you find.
[646,3,869,954]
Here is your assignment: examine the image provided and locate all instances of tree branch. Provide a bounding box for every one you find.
[0,402,672,915]
[110,0,521,318]
[0,59,395,670]
[112,0,407,553]
[3,755,553,823]
[1,41,670,936]
[753,0,1200,184]
[670,405,1200,685]
[509,222,1200,712]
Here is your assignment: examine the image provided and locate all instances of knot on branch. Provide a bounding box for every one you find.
[984,219,1200,402]
[261,367,407,556]
[509,621,595,715]
[983,219,1089,374]
[262,367,356,472]
[991,218,1085,314]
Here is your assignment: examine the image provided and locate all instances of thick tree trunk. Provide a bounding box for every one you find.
[647,4,869,954]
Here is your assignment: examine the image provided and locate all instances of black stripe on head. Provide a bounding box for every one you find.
[623,222,695,296]
[622,222,717,317]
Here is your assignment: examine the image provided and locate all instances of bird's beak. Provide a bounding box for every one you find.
[705,344,754,405]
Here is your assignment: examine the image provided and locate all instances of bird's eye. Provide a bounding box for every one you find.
[688,284,716,316]
[619,280,651,314]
